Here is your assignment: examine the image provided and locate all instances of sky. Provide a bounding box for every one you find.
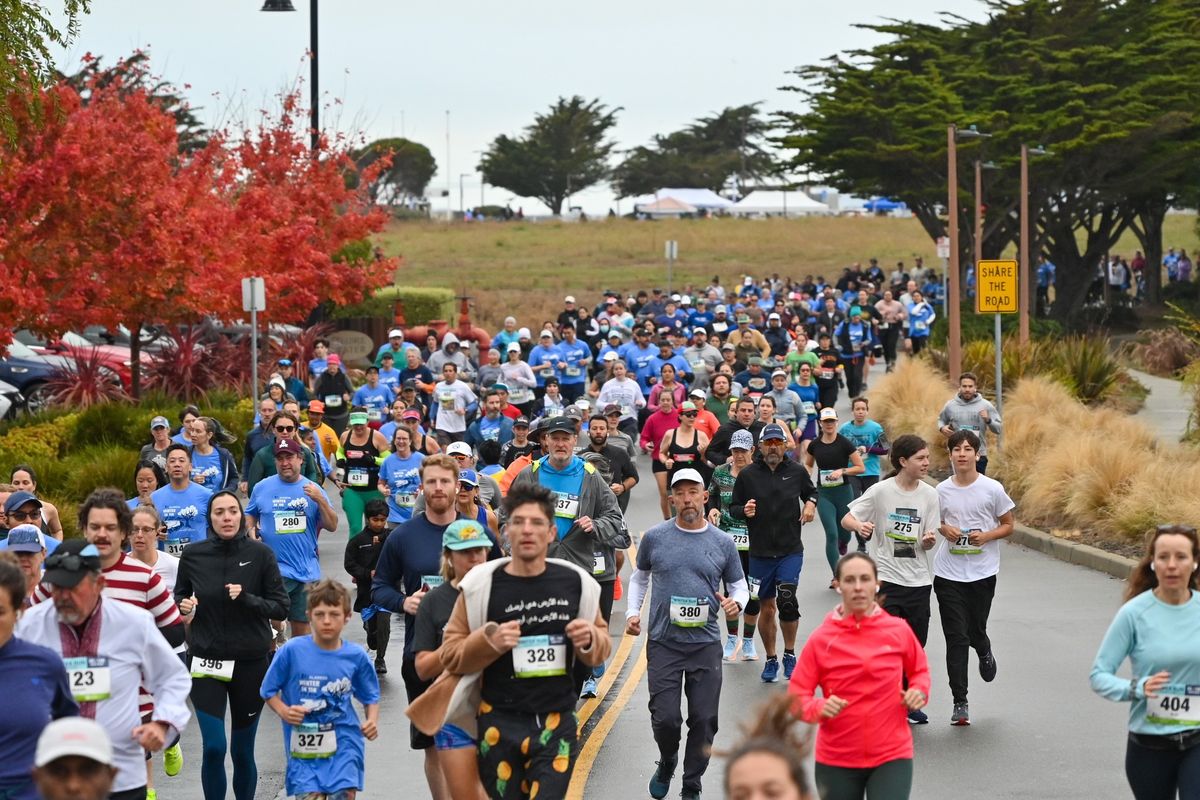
[50,0,990,216]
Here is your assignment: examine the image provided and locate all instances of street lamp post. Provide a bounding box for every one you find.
[261,0,319,155]
[946,124,990,381]
[1019,145,1051,345]
[459,173,469,216]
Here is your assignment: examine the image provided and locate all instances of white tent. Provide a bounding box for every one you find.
[636,196,698,218]
[632,188,734,214]
[731,190,829,217]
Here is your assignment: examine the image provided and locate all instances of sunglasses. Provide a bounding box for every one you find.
[44,545,101,572]
[275,425,296,433]
[7,509,41,522]
[459,482,477,490]
[681,412,698,418]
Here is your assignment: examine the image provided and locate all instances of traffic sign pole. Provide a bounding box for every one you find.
[994,312,1003,449]
[974,259,1016,450]
[665,240,678,295]
[242,277,266,398]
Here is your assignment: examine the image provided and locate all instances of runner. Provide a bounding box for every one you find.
[555,324,591,403]
[498,416,536,469]
[791,364,820,462]
[841,434,940,725]
[874,290,906,372]
[659,401,711,500]
[423,483,613,800]
[246,438,338,639]
[402,407,443,456]
[640,392,681,519]
[175,489,289,800]
[813,333,843,411]
[456,470,499,536]
[187,417,239,493]
[344,499,394,673]
[688,389,721,440]
[337,409,391,538]
[706,429,759,662]
[1090,524,1200,800]
[838,398,888,499]
[595,360,644,439]
[239,399,277,494]
[904,290,935,356]
[432,363,479,447]
[32,718,117,800]
[140,416,174,472]
[600,404,639,461]
[150,444,213,557]
[352,366,396,427]
[17,539,193,800]
[378,425,426,525]
[10,465,64,540]
[932,429,1015,726]
[128,506,179,602]
[466,390,515,449]
[410,519,493,800]
[937,373,1003,475]
[128,461,166,511]
[580,414,638,514]
[788,553,930,800]
[626,468,748,800]
[806,409,865,582]
[312,354,354,436]
[722,697,813,800]
[707,397,763,469]
[767,370,804,431]
[261,579,380,800]
[5,525,48,607]
[730,423,818,683]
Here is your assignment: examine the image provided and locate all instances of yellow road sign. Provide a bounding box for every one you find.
[976,259,1018,314]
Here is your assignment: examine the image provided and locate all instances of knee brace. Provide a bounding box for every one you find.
[745,598,761,617]
[777,582,800,622]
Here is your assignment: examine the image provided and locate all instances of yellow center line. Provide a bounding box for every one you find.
[575,537,640,729]
[567,643,648,800]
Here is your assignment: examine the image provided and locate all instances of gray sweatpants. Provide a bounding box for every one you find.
[647,639,724,794]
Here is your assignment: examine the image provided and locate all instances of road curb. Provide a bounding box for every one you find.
[1009,523,1136,580]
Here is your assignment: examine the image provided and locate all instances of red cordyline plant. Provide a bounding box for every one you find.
[44,347,130,409]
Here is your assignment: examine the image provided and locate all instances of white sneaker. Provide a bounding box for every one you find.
[741,638,759,661]
[722,635,739,662]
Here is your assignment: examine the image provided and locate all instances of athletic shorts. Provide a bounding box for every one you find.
[748,552,804,600]
[282,578,310,623]
[434,723,476,751]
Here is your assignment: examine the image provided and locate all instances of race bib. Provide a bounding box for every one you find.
[819,470,843,488]
[950,529,983,555]
[347,468,369,487]
[274,511,306,535]
[510,387,532,403]
[593,552,605,575]
[730,529,750,551]
[396,492,417,508]
[553,492,580,520]
[513,635,567,678]
[367,408,383,422]
[64,657,111,702]
[1146,685,1200,726]
[673,453,695,463]
[290,723,337,759]
[565,367,581,377]
[324,394,343,408]
[886,509,920,559]
[438,391,455,405]
[802,401,816,416]
[690,359,705,370]
[913,321,928,333]
[422,575,444,590]
[546,407,563,418]
[191,657,235,682]
[165,538,187,556]
[820,368,835,380]
[748,576,761,600]
[670,596,709,628]
[880,321,890,330]
[620,405,633,417]
[540,366,555,377]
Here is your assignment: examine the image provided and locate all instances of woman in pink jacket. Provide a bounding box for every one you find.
[788,553,930,800]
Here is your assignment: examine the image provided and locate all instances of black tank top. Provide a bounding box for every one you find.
[342,433,381,491]
[666,427,703,476]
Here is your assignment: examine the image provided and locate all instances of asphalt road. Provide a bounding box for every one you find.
[163,362,1136,800]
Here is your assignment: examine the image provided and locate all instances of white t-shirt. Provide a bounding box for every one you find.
[848,478,940,587]
[135,550,180,594]
[433,380,477,433]
[933,473,1016,582]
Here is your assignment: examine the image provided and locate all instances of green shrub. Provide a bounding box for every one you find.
[62,446,139,500]
[331,285,455,324]
[1052,336,1123,404]
[930,306,1062,346]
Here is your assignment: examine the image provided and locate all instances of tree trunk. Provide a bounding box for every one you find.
[1132,200,1166,304]
[130,321,143,401]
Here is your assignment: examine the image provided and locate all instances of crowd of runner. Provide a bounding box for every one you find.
[0,265,1192,800]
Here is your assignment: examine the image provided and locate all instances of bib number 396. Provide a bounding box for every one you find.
[290,723,338,759]
[191,657,235,682]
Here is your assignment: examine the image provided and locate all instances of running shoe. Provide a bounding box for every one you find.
[374,657,387,675]
[979,651,997,682]
[761,657,780,683]
[147,790,157,800]
[782,652,797,679]
[722,635,739,662]
[740,638,759,661]
[681,789,701,800]
[163,743,183,777]
[613,575,623,601]
[648,756,677,799]
[593,661,606,680]
[951,702,970,726]
[580,676,598,699]
[907,709,929,725]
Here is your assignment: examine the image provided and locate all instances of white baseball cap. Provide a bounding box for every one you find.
[507,342,521,353]
[446,442,473,457]
[670,468,705,487]
[564,295,576,304]
[388,328,404,338]
[35,718,113,768]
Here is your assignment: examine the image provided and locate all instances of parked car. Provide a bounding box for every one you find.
[0,379,22,420]
[79,324,173,354]
[15,330,149,388]
[0,340,72,414]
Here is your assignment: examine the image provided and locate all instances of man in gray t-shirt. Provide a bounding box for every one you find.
[625,468,748,800]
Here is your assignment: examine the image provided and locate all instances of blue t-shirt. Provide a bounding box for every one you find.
[377,453,425,523]
[126,497,142,510]
[533,456,587,540]
[151,483,213,551]
[247,475,329,582]
[0,638,78,800]
[377,367,402,393]
[527,344,560,387]
[351,385,395,423]
[189,448,225,488]
[556,341,591,385]
[839,420,885,477]
[618,342,659,395]
[260,636,380,796]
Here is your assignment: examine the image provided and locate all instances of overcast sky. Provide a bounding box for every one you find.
[52,1,989,215]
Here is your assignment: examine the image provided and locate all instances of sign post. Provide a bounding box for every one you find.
[665,240,678,294]
[242,277,267,398]
[975,260,1018,447]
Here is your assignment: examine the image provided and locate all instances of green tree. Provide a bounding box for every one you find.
[478,96,620,216]
[352,137,436,204]
[1,1,90,138]
[612,103,778,197]
[777,0,1200,320]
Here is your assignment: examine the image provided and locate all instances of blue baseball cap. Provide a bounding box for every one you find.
[760,423,789,442]
[458,469,479,487]
[5,524,44,553]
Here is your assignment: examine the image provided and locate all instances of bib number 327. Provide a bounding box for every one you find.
[290,723,338,759]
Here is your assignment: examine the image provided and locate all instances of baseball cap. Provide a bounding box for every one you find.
[513,416,530,428]
[730,429,755,451]
[607,330,622,340]
[721,342,735,351]
[772,369,788,378]
[401,407,422,421]
[748,356,765,366]
[380,351,395,361]
[819,407,839,421]
[42,540,101,588]
[564,295,576,304]
[603,351,618,362]
[327,353,341,366]
[458,469,479,487]
[35,717,113,769]
[442,519,492,551]
[715,304,727,313]
[693,327,707,337]
[680,401,698,413]
[689,388,706,399]
[348,411,369,426]
[671,468,705,486]
[5,524,44,553]
[307,400,325,414]
[491,382,510,392]
[602,403,622,416]
[150,415,170,431]
[388,328,404,338]
[539,330,553,339]
[507,342,521,353]
[768,312,781,320]
[518,327,531,339]
[760,423,789,442]
[543,416,577,435]
[671,293,681,302]
[401,379,418,390]
[277,358,293,367]
[446,441,473,457]
[274,438,304,457]
[681,295,692,305]
[3,491,41,514]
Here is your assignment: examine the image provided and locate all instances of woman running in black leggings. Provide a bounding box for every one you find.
[174,490,289,800]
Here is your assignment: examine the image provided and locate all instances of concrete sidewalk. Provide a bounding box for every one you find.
[1127,367,1193,443]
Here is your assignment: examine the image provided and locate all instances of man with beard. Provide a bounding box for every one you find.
[706,398,764,469]
[579,414,639,513]
[626,469,747,800]
[729,424,818,684]
[372,454,500,800]
[17,539,192,800]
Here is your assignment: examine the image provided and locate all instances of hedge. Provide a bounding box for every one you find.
[331,285,456,325]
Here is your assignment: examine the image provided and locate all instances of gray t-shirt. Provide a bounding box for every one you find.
[637,520,745,646]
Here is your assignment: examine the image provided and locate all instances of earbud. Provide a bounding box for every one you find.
[1150,563,1156,572]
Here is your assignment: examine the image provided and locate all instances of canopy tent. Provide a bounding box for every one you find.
[635,196,698,218]
[731,190,829,217]
[632,188,734,214]
[863,197,908,212]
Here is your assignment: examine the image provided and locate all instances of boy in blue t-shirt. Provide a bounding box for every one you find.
[262,579,380,800]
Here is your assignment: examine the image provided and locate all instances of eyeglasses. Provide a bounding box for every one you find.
[132,526,160,535]
[7,509,40,522]
[275,425,296,433]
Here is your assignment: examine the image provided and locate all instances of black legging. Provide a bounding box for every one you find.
[881,325,901,365]
[191,656,269,800]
